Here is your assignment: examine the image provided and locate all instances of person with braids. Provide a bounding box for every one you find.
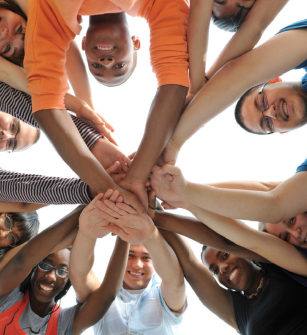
[0,194,129,335]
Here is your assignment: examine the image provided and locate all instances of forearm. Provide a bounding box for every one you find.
[188,0,212,94]
[0,201,47,213]
[0,168,91,205]
[208,180,282,191]
[33,109,116,193]
[72,237,129,334]
[70,230,98,303]
[125,85,188,183]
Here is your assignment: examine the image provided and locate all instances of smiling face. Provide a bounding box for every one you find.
[123,244,154,290]
[0,112,39,152]
[0,213,22,247]
[240,82,307,134]
[0,8,26,59]
[264,213,307,249]
[82,14,140,87]
[202,247,261,294]
[212,0,255,19]
[30,250,70,306]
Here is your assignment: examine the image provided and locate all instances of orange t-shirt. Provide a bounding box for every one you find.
[25,0,189,113]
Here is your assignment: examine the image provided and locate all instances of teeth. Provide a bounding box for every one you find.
[229,269,238,282]
[39,284,53,292]
[283,102,289,117]
[130,271,143,276]
[97,46,113,50]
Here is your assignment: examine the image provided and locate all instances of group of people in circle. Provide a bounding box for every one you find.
[0,0,306,334]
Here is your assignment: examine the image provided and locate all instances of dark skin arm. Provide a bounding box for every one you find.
[0,205,83,298]
[33,109,144,214]
[158,230,238,330]
[152,209,267,263]
[72,237,129,334]
[119,84,188,208]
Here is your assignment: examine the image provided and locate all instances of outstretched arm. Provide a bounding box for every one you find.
[164,28,307,164]
[206,0,289,79]
[151,164,307,224]
[0,205,83,298]
[190,206,307,276]
[159,230,238,330]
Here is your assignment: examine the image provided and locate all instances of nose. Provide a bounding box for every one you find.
[264,105,277,119]
[0,28,12,42]
[131,258,142,269]
[288,226,301,240]
[98,57,115,67]
[44,269,57,282]
[0,130,14,140]
[0,229,10,238]
[220,263,228,274]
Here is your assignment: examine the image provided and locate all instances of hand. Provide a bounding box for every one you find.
[105,161,126,183]
[76,102,118,146]
[184,92,195,109]
[118,179,148,210]
[150,165,187,205]
[96,193,156,244]
[90,137,131,172]
[147,190,163,220]
[79,193,111,238]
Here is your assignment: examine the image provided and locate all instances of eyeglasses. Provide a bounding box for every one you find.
[257,83,275,134]
[3,214,17,247]
[38,261,69,279]
[6,118,20,153]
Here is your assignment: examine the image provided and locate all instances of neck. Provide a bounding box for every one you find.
[244,268,263,296]
[29,289,55,318]
[89,12,127,25]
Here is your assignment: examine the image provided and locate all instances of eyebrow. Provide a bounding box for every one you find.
[254,94,266,133]
[129,250,150,256]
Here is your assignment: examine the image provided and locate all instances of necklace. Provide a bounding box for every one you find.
[243,276,266,300]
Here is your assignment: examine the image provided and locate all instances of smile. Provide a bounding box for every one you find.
[128,271,144,277]
[229,268,239,284]
[38,283,54,293]
[97,46,113,51]
[283,101,289,118]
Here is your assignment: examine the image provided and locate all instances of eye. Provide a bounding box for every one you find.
[5,216,12,229]
[222,253,229,260]
[39,262,53,271]
[284,232,290,242]
[128,254,134,258]
[213,267,219,276]
[289,218,295,226]
[115,63,125,69]
[15,26,22,34]
[264,117,274,133]
[92,63,102,69]
[3,44,10,54]
[57,268,68,276]
[143,256,151,260]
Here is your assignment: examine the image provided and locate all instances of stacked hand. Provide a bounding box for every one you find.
[95,190,157,245]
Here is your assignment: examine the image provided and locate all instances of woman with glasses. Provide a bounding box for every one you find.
[0,195,129,335]
[162,18,307,166]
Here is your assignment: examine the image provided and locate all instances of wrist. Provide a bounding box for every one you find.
[181,181,192,209]
[143,226,159,246]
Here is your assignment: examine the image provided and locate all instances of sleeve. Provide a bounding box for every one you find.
[24,0,75,113]
[140,0,189,88]
[229,290,247,335]
[296,159,307,173]
[58,305,79,335]
[0,168,91,205]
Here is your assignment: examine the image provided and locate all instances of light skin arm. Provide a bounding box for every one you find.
[33,110,144,215]
[190,205,307,276]
[0,202,48,212]
[165,29,307,163]
[151,165,307,224]
[206,0,289,79]
[209,180,282,191]
[72,237,129,335]
[0,205,83,298]
[188,0,212,95]
[120,84,188,208]
[159,230,238,330]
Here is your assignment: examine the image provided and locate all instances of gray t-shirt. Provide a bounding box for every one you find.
[0,286,76,335]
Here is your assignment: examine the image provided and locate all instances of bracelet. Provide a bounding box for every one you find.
[204,75,210,82]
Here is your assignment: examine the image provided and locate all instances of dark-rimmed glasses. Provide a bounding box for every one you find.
[3,214,17,247]
[257,83,274,134]
[6,118,20,153]
[38,261,69,279]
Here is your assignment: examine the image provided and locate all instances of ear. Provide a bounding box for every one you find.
[279,131,288,134]
[131,35,141,50]
[81,36,86,51]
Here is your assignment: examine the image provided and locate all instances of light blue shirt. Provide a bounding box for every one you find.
[93,275,186,334]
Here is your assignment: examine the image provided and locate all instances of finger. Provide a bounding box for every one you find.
[104,199,127,216]
[106,161,121,174]
[126,196,146,217]
[122,155,132,167]
[128,152,136,160]
[109,190,120,202]
[116,202,138,214]
[96,201,122,220]
[121,163,129,173]
[145,180,150,187]
[103,189,114,200]
[98,114,115,132]
[111,173,126,183]
[164,173,174,182]
[148,190,157,209]
[102,128,118,146]
[160,164,180,176]
[117,195,124,203]
[161,201,177,210]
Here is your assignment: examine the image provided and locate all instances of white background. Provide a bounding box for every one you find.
[5,1,307,334]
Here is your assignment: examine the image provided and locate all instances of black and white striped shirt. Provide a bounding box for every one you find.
[0,81,103,148]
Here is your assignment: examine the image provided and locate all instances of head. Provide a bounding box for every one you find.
[82,13,140,87]
[235,82,307,134]
[0,112,40,152]
[201,245,262,294]
[260,213,307,249]
[211,0,256,32]
[20,249,71,309]
[0,211,39,260]
[123,244,154,290]
[0,0,27,66]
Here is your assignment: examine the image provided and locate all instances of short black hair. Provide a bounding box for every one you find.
[234,84,267,135]
[211,7,250,32]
